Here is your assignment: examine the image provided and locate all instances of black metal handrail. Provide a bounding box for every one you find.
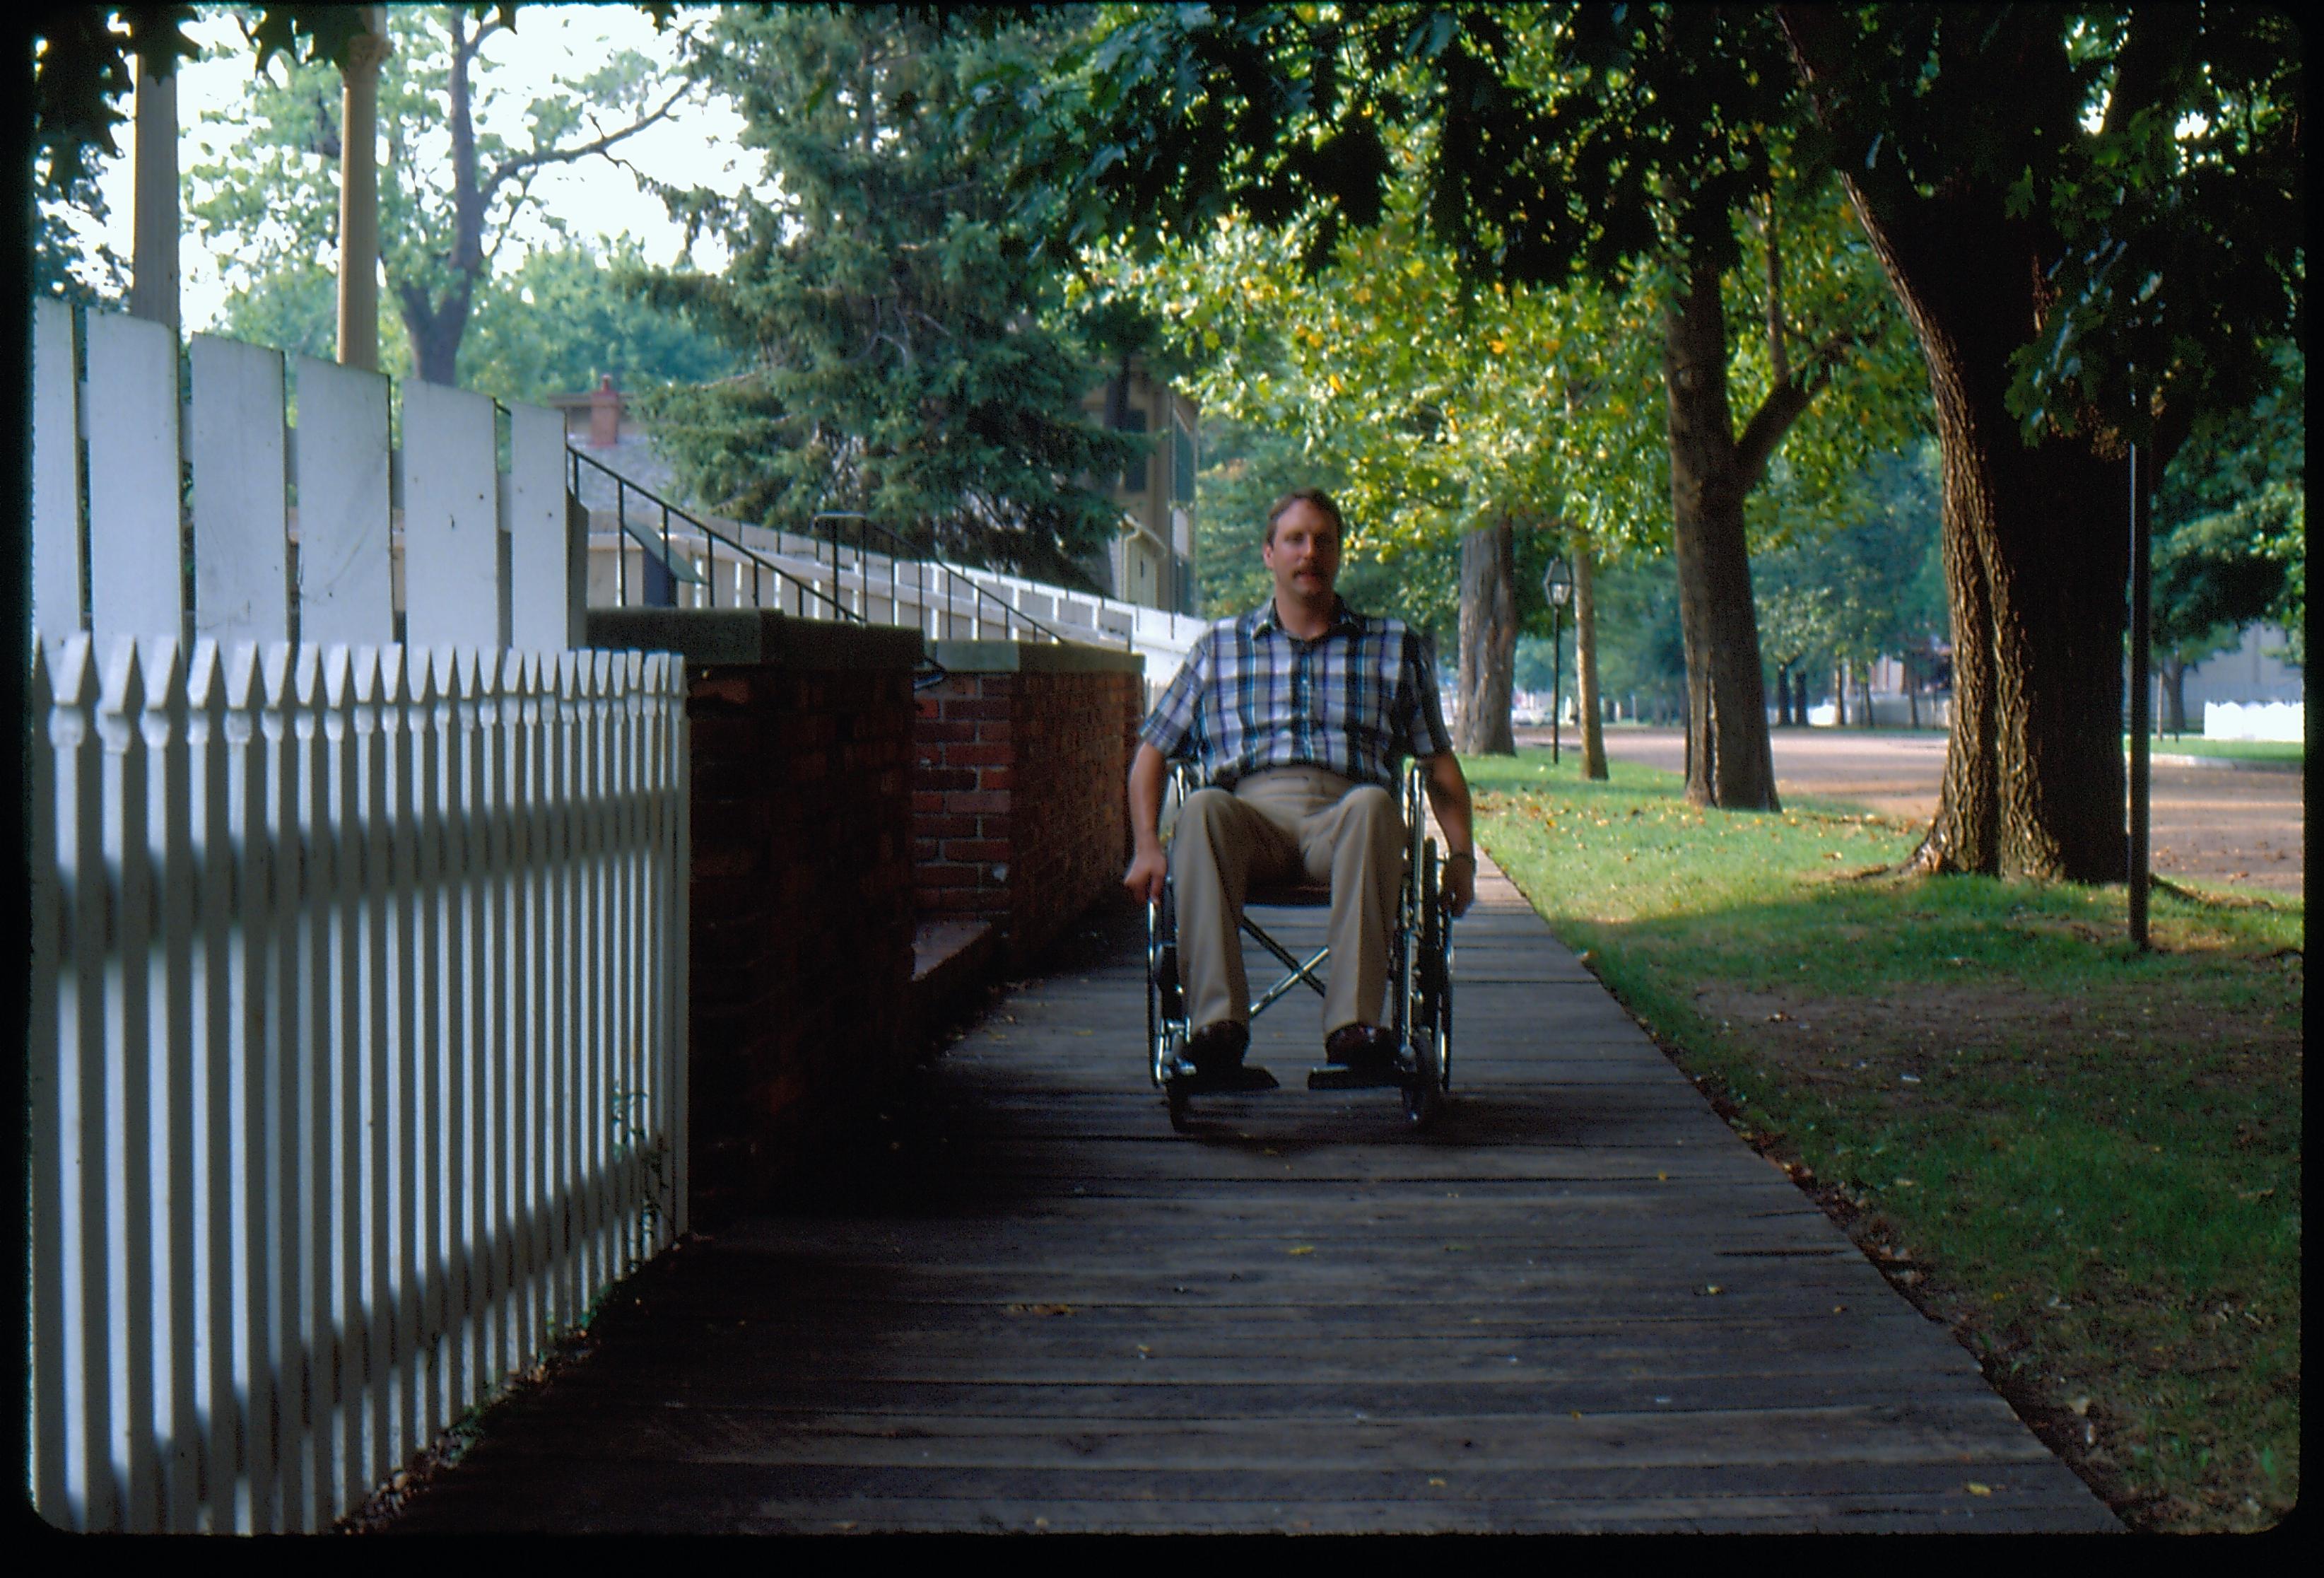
[806,513,1086,646]
[565,443,1132,653]
[567,445,859,624]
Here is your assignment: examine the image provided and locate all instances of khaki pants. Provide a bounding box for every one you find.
[1172,766,1403,1038]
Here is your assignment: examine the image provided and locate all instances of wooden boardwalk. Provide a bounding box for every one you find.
[387,857,2120,1533]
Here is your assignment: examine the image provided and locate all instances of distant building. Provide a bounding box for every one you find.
[1083,358,1199,615]
[546,375,683,511]
[2175,624,2304,708]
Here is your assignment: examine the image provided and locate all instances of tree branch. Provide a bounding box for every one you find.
[1733,327,1862,489]
[479,80,690,206]
[1764,197,1790,387]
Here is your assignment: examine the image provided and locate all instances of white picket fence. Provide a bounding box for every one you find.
[27,302,689,1531]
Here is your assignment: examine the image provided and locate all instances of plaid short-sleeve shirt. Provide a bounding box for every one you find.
[1140,598,1452,790]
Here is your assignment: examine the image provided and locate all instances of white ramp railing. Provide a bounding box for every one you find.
[27,300,688,1532]
[568,462,1210,696]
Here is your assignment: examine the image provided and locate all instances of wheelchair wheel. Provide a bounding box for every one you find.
[1166,1074,1193,1132]
[1402,842,1450,1130]
[1147,895,1183,1088]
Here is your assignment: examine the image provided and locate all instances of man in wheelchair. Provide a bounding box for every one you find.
[1122,488,1477,1090]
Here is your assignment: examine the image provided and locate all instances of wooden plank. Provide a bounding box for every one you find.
[141,642,200,1528]
[83,313,183,644]
[291,358,394,646]
[399,382,502,650]
[415,1398,2058,1475]
[189,337,289,645]
[503,404,575,650]
[391,1469,2116,1535]
[98,638,163,1527]
[31,299,84,643]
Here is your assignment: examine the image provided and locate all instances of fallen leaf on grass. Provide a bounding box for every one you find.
[1965,1483,1993,1497]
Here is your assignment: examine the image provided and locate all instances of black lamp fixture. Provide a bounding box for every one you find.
[1542,557,1573,765]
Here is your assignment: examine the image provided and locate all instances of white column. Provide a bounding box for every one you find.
[337,8,390,371]
[130,59,180,341]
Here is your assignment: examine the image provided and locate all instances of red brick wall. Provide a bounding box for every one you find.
[914,659,1145,972]
[686,661,915,1213]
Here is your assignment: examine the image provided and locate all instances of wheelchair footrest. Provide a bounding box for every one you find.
[1306,1063,1412,1092]
[1168,1063,1280,1095]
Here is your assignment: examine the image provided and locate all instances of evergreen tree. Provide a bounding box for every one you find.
[637,7,1138,585]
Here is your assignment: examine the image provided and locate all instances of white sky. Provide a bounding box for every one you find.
[86,4,753,332]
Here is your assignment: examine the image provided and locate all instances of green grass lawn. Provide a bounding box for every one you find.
[2133,735,2306,765]
[1464,749,2303,1533]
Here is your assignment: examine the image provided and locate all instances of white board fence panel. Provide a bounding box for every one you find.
[293,355,397,647]
[400,382,505,650]
[32,298,83,643]
[33,303,586,655]
[82,311,184,645]
[28,633,689,1533]
[505,404,581,650]
[189,336,290,646]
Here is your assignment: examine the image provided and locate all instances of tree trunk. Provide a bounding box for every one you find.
[1906,655,1920,728]
[1844,209,2127,879]
[1861,658,1876,728]
[1455,517,1517,754]
[409,310,463,385]
[2159,654,2187,736]
[1782,16,2132,883]
[1662,264,1780,811]
[1573,539,1608,780]
[1833,660,1847,726]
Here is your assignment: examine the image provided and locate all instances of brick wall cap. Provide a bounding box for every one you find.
[587,609,921,670]
[927,638,1145,676]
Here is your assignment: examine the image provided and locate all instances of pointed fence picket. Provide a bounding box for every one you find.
[30,303,691,1534]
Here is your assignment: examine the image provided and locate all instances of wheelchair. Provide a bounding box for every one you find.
[1145,759,1455,1132]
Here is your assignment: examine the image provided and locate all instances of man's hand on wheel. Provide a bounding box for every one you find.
[1124,843,1169,906]
[1443,853,1476,918]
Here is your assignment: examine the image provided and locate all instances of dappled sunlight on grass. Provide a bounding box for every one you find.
[1465,747,2303,1533]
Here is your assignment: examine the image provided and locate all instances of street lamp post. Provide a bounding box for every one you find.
[1542,557,1573,766]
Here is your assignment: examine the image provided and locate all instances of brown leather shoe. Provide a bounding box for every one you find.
[1185,1019,1251,1076]
[1325,1022,1397,1070]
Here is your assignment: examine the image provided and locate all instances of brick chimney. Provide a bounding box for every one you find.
[589,374,622,448]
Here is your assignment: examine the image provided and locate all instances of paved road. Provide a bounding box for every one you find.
[1518,726,2304,894]
[384,879,2118,1533]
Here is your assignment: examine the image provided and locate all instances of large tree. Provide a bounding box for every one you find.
[1010,4,1922,808]
[1092,190,1672,756]
[186,4,686,385]
[634,6,1138,581]
[1777,6,2302,879]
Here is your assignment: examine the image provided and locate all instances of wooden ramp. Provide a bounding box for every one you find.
[386,858,2120,1533]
